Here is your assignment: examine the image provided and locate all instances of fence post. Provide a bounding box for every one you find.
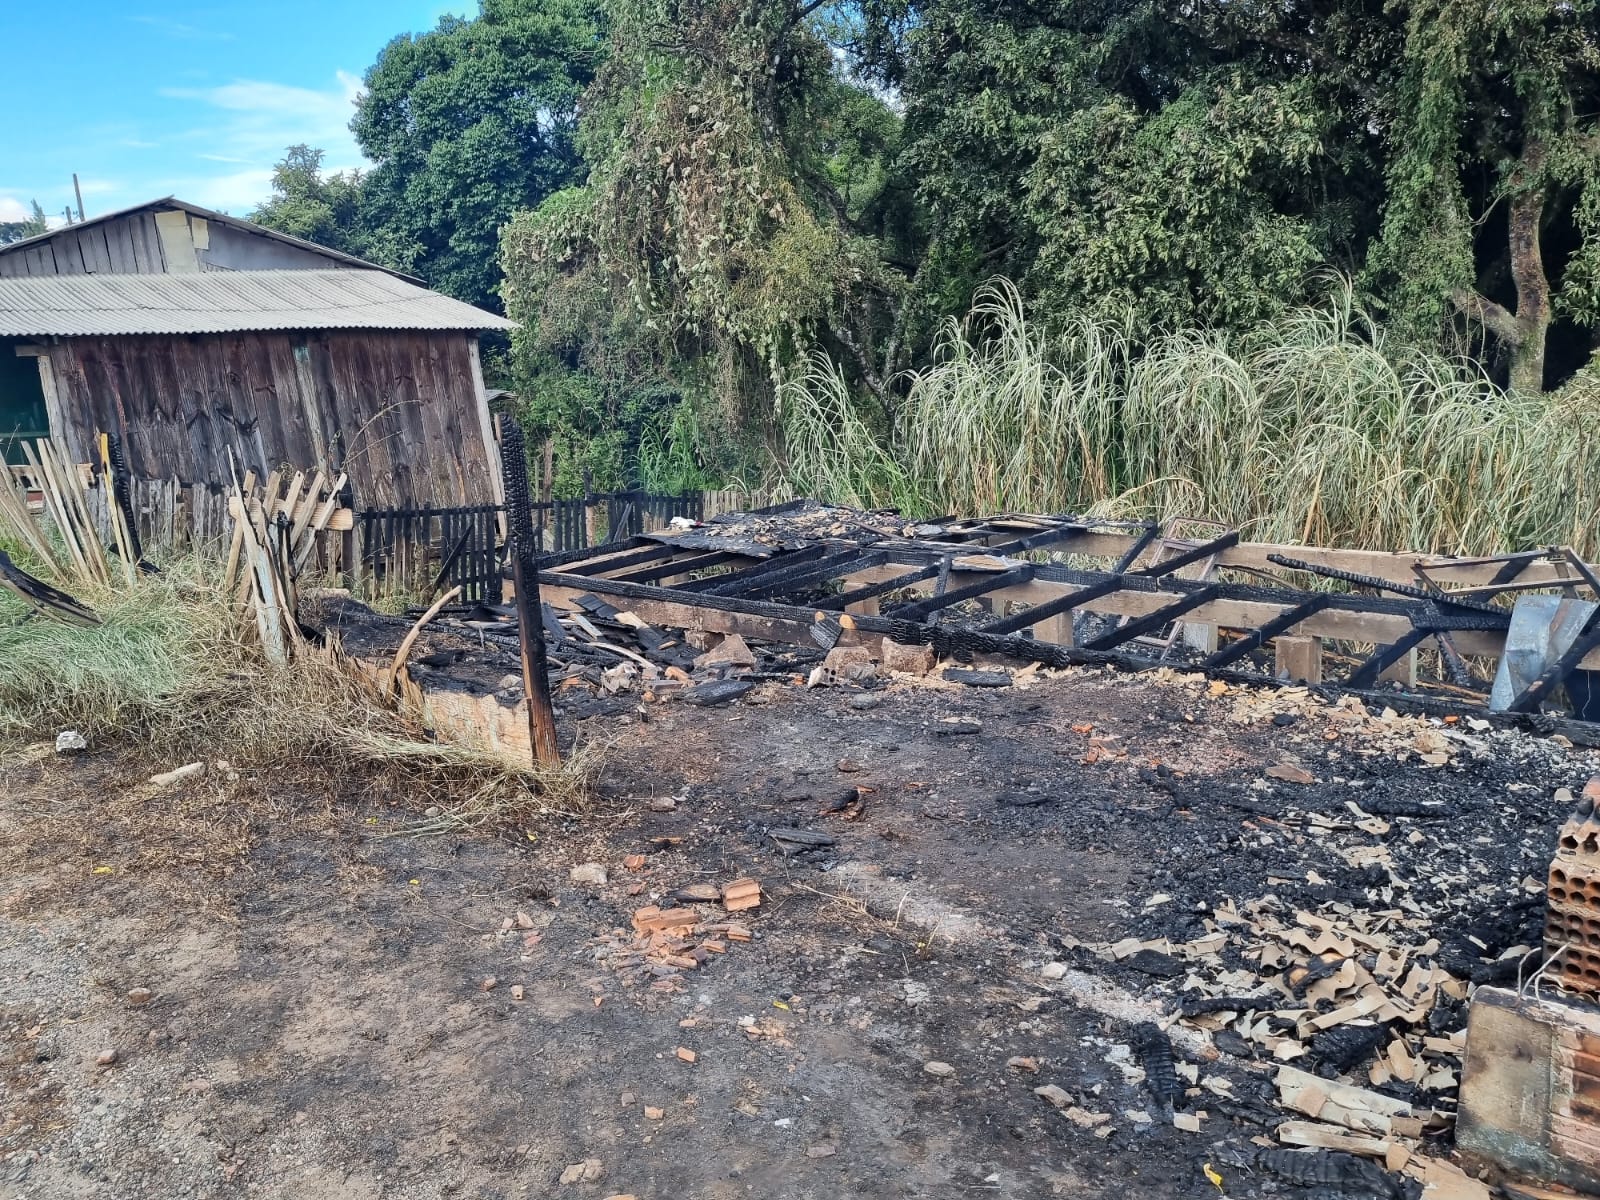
[582,469,596,548]
[501,420,561,769]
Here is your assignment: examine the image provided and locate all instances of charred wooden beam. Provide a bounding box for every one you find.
[608,549,744,584]
[562,541,680,576]
[1132,531,1240,578]
[538,536,657,570]
[671,544,831,595]
[1203,594,1335,670]
[1346,625,1434,690]
[747,550,889,599]
[1267,552,1504,614]
[890,566,1035,622]
[977,574,1126,636]
[1114,524,1161,573]
[987,521,1092,556]
[706,547,877,599]
[500,419,560,768]
[1081,585,1223,651]
[819,561,947,611]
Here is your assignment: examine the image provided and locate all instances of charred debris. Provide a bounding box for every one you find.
[318,498,1600,741]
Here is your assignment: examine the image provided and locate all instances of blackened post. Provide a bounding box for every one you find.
[500,419,562,768]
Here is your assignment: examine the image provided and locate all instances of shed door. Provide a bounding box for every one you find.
[0,343,50,465]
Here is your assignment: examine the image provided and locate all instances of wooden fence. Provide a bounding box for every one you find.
[9,452,788,605]
[355,489,710,603]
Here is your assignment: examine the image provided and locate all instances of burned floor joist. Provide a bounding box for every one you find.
[512,504,1600,727]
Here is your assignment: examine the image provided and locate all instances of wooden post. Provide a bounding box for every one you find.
[1379,646,1419,687]
[501,419,561,769]
[1032,611,1074,647]
[1275,635,1323,684]
[1180,622,1219,654]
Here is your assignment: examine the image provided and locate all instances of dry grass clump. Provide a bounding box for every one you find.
[0,553,596,822]
[781,278,1600,558]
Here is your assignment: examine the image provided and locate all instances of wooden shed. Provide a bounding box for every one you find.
[0,196,409,280]
[0,269,514,510]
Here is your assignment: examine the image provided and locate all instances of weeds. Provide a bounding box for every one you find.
[0,554,595,823]
[779,278,1600,557]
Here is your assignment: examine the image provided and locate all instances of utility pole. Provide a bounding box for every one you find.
[71,174,84,222]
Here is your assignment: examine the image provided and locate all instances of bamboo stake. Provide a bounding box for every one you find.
[21,441,95,586]
[48,440,109,578]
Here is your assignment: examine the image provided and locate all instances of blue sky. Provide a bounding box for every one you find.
[1,1,472,225]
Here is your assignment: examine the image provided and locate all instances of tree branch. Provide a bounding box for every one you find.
[1451,288,1525,346]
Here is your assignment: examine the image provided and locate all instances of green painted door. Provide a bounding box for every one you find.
[0,345,49,466]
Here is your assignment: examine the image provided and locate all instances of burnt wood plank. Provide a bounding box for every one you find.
[890,565,1035,621]
[820,561,947,611]
[1132,532,1240,578]
[1346,626,1434,690]
[700,546,868,598]
[673,545,832,594]
[1203,594,1337,670]
[610,550,746,584]
[1081,586,1223,651]
[978,573,1127,636]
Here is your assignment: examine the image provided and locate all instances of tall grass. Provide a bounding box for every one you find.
[780,279,1600,557]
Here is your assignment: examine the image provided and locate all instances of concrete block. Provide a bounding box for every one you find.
[881,640,936,675]
[1275,635,1323,684]
[1458,986,1600,1192]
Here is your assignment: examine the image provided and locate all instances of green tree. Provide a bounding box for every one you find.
[1367,0,1600,393]
[879,0,1600,391]
[0,200,49,246]
[881,0,1392,335]
[248,145,368,257]
[353,0,607,310]
[502,0,914,487]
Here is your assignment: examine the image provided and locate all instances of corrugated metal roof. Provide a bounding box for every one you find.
[0,196,421,281]
[0,270,516,337]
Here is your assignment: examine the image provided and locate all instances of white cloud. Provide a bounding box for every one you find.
[0,197,30,223]
[156,71,368,212]
[129,15,235,41]
[163,72,365,157]
[168,168,277,214]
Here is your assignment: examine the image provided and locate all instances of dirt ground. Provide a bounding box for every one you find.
[0,664,1589,1200]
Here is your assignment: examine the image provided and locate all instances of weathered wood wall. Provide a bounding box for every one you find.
[39,330,497,509]
[0,207,366,278]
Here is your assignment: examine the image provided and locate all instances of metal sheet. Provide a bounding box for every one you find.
[1490,595,1598,711]
[0,269,515,337]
